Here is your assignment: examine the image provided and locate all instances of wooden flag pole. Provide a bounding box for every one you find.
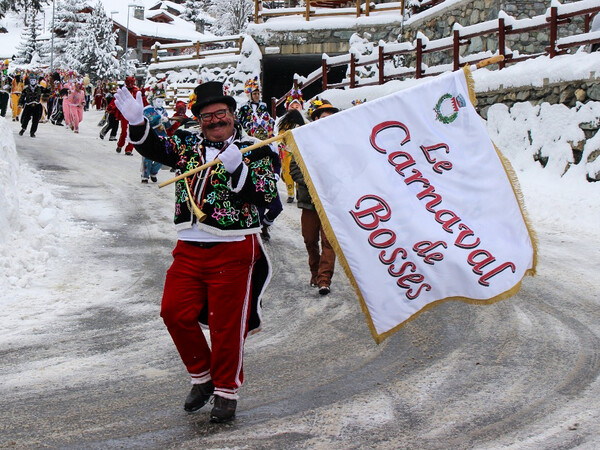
[474,54,505,69]
[158,131,290,188]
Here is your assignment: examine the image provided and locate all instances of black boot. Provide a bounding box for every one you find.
[184,380,214,412]
[261,225,270,242]
[210,395,237,423]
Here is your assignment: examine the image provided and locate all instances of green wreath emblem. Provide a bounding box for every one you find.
[434,93,458,124]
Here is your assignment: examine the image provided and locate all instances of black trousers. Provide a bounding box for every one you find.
[106,113,119,137]
[21,103,43,135]
[0,91,8,117]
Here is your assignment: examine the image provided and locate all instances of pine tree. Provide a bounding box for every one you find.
[66,1,121,80]
[52,0,90,69]
[15,9,44,64]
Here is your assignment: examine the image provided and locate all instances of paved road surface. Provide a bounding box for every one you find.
[2,113,600,449]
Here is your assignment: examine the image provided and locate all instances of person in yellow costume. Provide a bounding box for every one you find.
[10,74,24,121]
[277,88,304,203]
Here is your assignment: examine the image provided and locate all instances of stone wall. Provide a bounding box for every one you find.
[401,0,589,68]
[475,76,600,119]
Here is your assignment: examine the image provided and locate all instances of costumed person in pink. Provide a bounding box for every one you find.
[67,81,85,133]
[62,82,73,129]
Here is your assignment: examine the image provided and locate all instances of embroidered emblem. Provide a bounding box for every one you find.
[434,93,466,124]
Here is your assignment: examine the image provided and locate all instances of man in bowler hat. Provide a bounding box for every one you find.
[114,81,278,423]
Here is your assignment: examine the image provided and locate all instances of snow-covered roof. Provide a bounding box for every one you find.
[148,1,186,16]
[110,5,208,42]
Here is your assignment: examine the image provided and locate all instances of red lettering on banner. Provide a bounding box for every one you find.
[405,169,430,188]
[479,262,516,287]
[368,229,397,248]
[406,283,432,300]
[420,144,453,175]
[434,210,462,233]
[349,195,392,230]
[349,193,431,300]
[397,273,425,288]
[379,247,407,264]
[467,249,496,275]
[388,151,416,177]
[467,249,516,286]
[389,261,416,277]
[370,121,411,154]
[433,160,453,174]
[413,240,447,265]
[455,224,481,249]
[416,185,443,213]
[420,143,449,164]
[365,121,520,291]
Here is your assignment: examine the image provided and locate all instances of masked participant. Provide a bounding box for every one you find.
[18,75,43,138]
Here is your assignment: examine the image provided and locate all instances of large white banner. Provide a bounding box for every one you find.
[287,68,537,343]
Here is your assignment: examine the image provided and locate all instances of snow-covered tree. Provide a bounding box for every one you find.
[183,0,203,22]
[15,9,44,64]
[0,0,46,21]
[52,0,89,69]
[65,1,121,80]
[209,0,252,35]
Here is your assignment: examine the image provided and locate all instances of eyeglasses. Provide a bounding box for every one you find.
[199,108,229,122]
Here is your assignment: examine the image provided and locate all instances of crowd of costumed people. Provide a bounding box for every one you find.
[1,61,373,297]
[0,61,125,137]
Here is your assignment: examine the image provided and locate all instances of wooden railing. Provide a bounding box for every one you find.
[164,83,197,107]
[253,0,407,22]
[271,1,600,117]
[151,35,244,65]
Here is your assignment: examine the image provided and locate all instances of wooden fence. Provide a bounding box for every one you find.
[253,0,408,22]
[151,35,244,65]
[271,1,600,117]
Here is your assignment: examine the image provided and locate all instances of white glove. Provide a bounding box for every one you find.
[219,143,243,173]
[114,87,144,126]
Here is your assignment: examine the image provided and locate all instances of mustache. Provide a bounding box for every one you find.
[205,121,228,129]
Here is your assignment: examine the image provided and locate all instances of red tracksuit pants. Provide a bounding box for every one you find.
[161,236,260,400]
[118,117,134,153]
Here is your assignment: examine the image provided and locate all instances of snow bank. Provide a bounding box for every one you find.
[0,118,92,290]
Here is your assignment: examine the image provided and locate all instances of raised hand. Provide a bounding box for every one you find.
[114,87,144,126]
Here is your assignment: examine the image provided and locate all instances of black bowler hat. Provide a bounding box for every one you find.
[191,81,236,117]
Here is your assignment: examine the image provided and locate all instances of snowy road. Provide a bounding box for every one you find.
[2,111,600,449]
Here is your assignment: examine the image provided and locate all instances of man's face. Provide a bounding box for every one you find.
[200,102,235,142]
[288,101,301,111]
[316,111,333,120]
[251,90,260,103]
[30,78,37,87]
[154,98,165,109]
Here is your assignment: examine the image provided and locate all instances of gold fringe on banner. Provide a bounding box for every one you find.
[283,67,537,344]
